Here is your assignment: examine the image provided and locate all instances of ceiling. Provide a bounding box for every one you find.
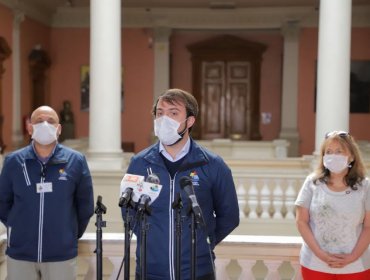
[1,0,368,27]
[17,0,370,13]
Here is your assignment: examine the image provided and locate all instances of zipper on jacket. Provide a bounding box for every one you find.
[37,162,46,263]
[169,176,176,280]
[7,226,11,247]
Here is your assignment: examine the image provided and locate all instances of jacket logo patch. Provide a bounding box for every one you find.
[189,171,200,186]
[58,169,68,181]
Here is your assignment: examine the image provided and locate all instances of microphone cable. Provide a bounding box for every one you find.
[115,209,141,280]
[206,236,217,280]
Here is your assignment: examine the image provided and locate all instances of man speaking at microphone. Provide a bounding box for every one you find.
[121,88,239,280]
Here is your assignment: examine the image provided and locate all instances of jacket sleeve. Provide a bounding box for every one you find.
[75,155,94,238]
[0,156,13,227]
[212,159,240,244]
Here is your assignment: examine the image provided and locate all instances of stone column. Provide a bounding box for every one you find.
[12,10,25,149]
[153,27,171,101]
[279,21,300,157]
[88,0,124,170]
[315,0,352,152]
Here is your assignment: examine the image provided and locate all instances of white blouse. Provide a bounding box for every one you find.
[295,176,370,274]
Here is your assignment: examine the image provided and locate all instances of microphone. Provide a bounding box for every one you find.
[119,173,163,209]
[137,194,151,211]
[95,195,107,214]
[118,187,133,207]
[119,174,144,208]
[136,173,160,214]
[137,173,160,203]
[147,173,160,184]
[179,176,205,227]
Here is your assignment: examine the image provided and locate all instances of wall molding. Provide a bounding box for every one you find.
[1,1,370,29]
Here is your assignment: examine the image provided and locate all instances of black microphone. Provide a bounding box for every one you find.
[119,187,134,207]
[146,173,160,184]
[179,176,205,227]
[136,174,159,215]
[95,195,107,214]
[137,194,151,217]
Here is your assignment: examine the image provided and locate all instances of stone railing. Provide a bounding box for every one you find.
[0,233,303,280]
[227,157,312,236]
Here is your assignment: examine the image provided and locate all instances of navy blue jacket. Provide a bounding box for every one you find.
[0,143,94,262]
[122,139,239,280]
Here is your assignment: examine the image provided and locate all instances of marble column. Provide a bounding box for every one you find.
[315,0,352,153]
[12,10,25,149]
[88,0,124,170]
[279,21,300,157]
[153,27,171,101]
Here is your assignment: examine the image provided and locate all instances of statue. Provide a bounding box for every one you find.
[59,100,75,142]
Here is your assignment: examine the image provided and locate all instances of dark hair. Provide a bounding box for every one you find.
[152,88,199,118]
[312,131,366,190]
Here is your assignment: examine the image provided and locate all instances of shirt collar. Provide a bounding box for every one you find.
[159,138,191,162]
[32,140,57,164]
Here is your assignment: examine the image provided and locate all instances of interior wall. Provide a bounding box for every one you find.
[298,27,370,155]
[2,1,370,156]
[21,17,51,114]
[0,5,51,151]
[170,30,283,141]
[49,27,154,153]
[0,4,13,152]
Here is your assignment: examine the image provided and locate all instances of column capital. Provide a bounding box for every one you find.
[153,26,172,43]
[281,20,300,40]
[13,9,25,24]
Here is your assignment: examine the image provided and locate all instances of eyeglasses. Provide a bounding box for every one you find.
[325,131,350,139]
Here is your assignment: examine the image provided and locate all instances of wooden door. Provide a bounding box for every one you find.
[188,35,266,140]
[201,61,251,140]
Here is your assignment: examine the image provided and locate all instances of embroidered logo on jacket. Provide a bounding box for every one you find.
[189,171,200,186]
[58,169,68,180]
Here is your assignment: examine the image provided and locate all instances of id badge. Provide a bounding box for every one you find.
[36,182,53,193]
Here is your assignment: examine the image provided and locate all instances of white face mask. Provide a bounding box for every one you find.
[154,116,186,146]
[32,121,58,145]
[323,154,349,174]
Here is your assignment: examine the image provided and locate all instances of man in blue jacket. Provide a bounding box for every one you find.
[0,105,94,279]
[121,89,240,280]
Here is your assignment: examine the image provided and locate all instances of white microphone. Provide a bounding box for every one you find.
[180,176,205,227]
[119,173,162,207]
[119,174,144,207]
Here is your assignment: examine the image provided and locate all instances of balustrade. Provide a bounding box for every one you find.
[0,233,303,280]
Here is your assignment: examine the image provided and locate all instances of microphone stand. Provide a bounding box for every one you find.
[119,193,135,280]
[189,209,197,280]
[172,193,183,280]
[138,199,152,280]
[94,196,107,280]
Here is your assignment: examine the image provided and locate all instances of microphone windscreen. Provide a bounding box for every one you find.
[180,176,194,196]
[147,173,160,184]
[180,176,192,188]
